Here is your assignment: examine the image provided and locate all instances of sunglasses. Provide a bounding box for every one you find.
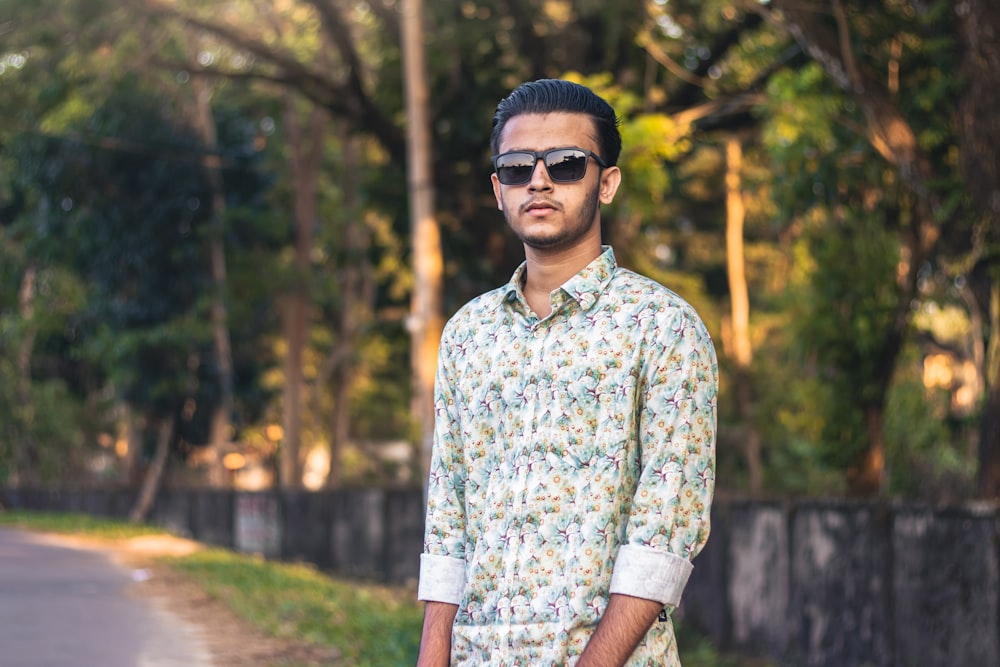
[492,147,608,185]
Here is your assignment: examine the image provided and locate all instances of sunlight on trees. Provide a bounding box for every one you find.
[0,0,996,503]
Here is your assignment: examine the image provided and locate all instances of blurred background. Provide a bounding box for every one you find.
[1,0,998,511]
[4,2,1000,665]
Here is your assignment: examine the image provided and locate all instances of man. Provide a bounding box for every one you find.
[417,79,717,667]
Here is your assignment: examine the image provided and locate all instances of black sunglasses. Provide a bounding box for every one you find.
[492,147,608,185]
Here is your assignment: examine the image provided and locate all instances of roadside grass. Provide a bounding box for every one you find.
[167,547,423,666]
[0,509,766,667]
[0,509,164,539]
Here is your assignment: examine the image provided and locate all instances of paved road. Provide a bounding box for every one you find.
[0,528,213,667]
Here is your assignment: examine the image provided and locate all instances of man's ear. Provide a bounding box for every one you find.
[599,166,622,205]
[491,173,503,211]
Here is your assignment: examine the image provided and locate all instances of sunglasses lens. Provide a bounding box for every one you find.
[545,149,588,182]
[495,153,536,185]
[493,149,594,184]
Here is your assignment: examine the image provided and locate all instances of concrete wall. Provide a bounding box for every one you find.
[0,486,425,584]
[678,499,1000,667]
[2,487,997,667]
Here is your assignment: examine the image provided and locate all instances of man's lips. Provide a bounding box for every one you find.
[522,199,560,215]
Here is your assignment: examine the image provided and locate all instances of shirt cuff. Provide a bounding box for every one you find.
[609,544,694,607]
[417,553,467,604]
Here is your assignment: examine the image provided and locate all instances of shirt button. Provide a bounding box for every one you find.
[533,328,544,339]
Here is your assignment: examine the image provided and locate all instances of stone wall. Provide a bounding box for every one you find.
[678,499,1000,667]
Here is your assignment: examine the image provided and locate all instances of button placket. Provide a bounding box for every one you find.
[512,321,548,573]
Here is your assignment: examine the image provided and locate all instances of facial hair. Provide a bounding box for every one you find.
[502,180,602,251]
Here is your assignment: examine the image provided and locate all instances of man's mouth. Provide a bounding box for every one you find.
[523,200,559,215]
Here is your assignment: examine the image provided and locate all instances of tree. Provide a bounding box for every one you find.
[724,137,762,493]
[680,0,964,494]
[400,0,442,480]
[278,97,329,487]
[184,29,235,487]
[951,0,1000,497]
[4,0,994,501]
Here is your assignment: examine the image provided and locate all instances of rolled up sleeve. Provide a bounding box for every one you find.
[610,544,694,606]
[419,323,470,601]
[418,553,467,603]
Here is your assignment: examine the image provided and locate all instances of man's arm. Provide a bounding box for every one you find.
[416,601,459,667]
[576,594,664,667]
[583,305,717,665]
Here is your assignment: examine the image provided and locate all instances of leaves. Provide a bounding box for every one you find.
[0,0,994,498]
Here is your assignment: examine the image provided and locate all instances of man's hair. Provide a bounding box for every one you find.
[490,79,622,166]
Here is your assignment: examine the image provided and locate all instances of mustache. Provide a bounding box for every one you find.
[519,197,562,214]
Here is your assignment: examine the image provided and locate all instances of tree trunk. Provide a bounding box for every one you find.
[952,0,1000,497]
[724,138,763,493]
[128,417,175,523]
[188,33,232,487]
[978,279,1000,496]
[279,101,327,488]
[280,293,306,488]
[14,263,39,485]
[322,133,372,489]
[122,403,142,485]
[401,0,444,482]
[850,405,887,496]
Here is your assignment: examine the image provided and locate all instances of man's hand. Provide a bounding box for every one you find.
[416,601,459,667]
[576,594,665,667]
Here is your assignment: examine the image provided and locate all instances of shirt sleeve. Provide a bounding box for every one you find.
[418,321,470,603]
[609,305,718,607]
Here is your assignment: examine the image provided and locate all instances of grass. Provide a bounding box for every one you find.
[168,548,423,666]
[0,509,765,667]
[0,509,164,539]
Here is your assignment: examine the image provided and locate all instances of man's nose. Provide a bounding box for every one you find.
[528,158,552,190]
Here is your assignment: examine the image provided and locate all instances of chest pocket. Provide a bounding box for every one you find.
[541,409,633,473]
[539,367,635,472]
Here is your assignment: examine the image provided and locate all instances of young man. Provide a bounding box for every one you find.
[417,79,718,667]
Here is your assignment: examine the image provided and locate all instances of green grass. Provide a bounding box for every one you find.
[0,509,164,539]
[168,548,423,666]
[1,509,765,667]
[677,623,776,667]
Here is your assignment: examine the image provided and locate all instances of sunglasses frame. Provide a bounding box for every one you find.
[492,147,608,185]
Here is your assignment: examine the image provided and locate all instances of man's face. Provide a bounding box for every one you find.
[491,112,621,253]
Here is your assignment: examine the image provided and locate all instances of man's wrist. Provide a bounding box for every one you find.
[576,593,664,667]
[416,601,458,667]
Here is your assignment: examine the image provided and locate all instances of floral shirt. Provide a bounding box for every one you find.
[419,247,717,666]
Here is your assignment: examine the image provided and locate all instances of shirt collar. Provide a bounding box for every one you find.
[502,246,617,312]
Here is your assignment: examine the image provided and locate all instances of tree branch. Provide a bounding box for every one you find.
[140,0,406,163]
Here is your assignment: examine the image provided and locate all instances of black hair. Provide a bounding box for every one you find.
[490,79,622,166]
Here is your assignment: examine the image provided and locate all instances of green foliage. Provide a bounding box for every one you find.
[884,354,973,499]
[676,620,777,667]
[0,0,991,499]
[754,20,965,487]
[750,341,848,496]
[792,214,902,467]
[0,369,88,482]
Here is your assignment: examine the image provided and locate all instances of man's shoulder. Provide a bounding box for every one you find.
[443,285,510,332]
[611,267,701,316]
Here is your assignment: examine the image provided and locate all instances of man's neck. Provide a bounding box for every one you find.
[521,241,603,318]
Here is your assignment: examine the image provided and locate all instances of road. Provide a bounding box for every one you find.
[0,527,214,667]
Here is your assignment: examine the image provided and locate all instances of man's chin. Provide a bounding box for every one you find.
[518,233,567,250]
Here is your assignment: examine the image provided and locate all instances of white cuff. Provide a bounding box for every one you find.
[609,544,693,607]
[417,553,467,604]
